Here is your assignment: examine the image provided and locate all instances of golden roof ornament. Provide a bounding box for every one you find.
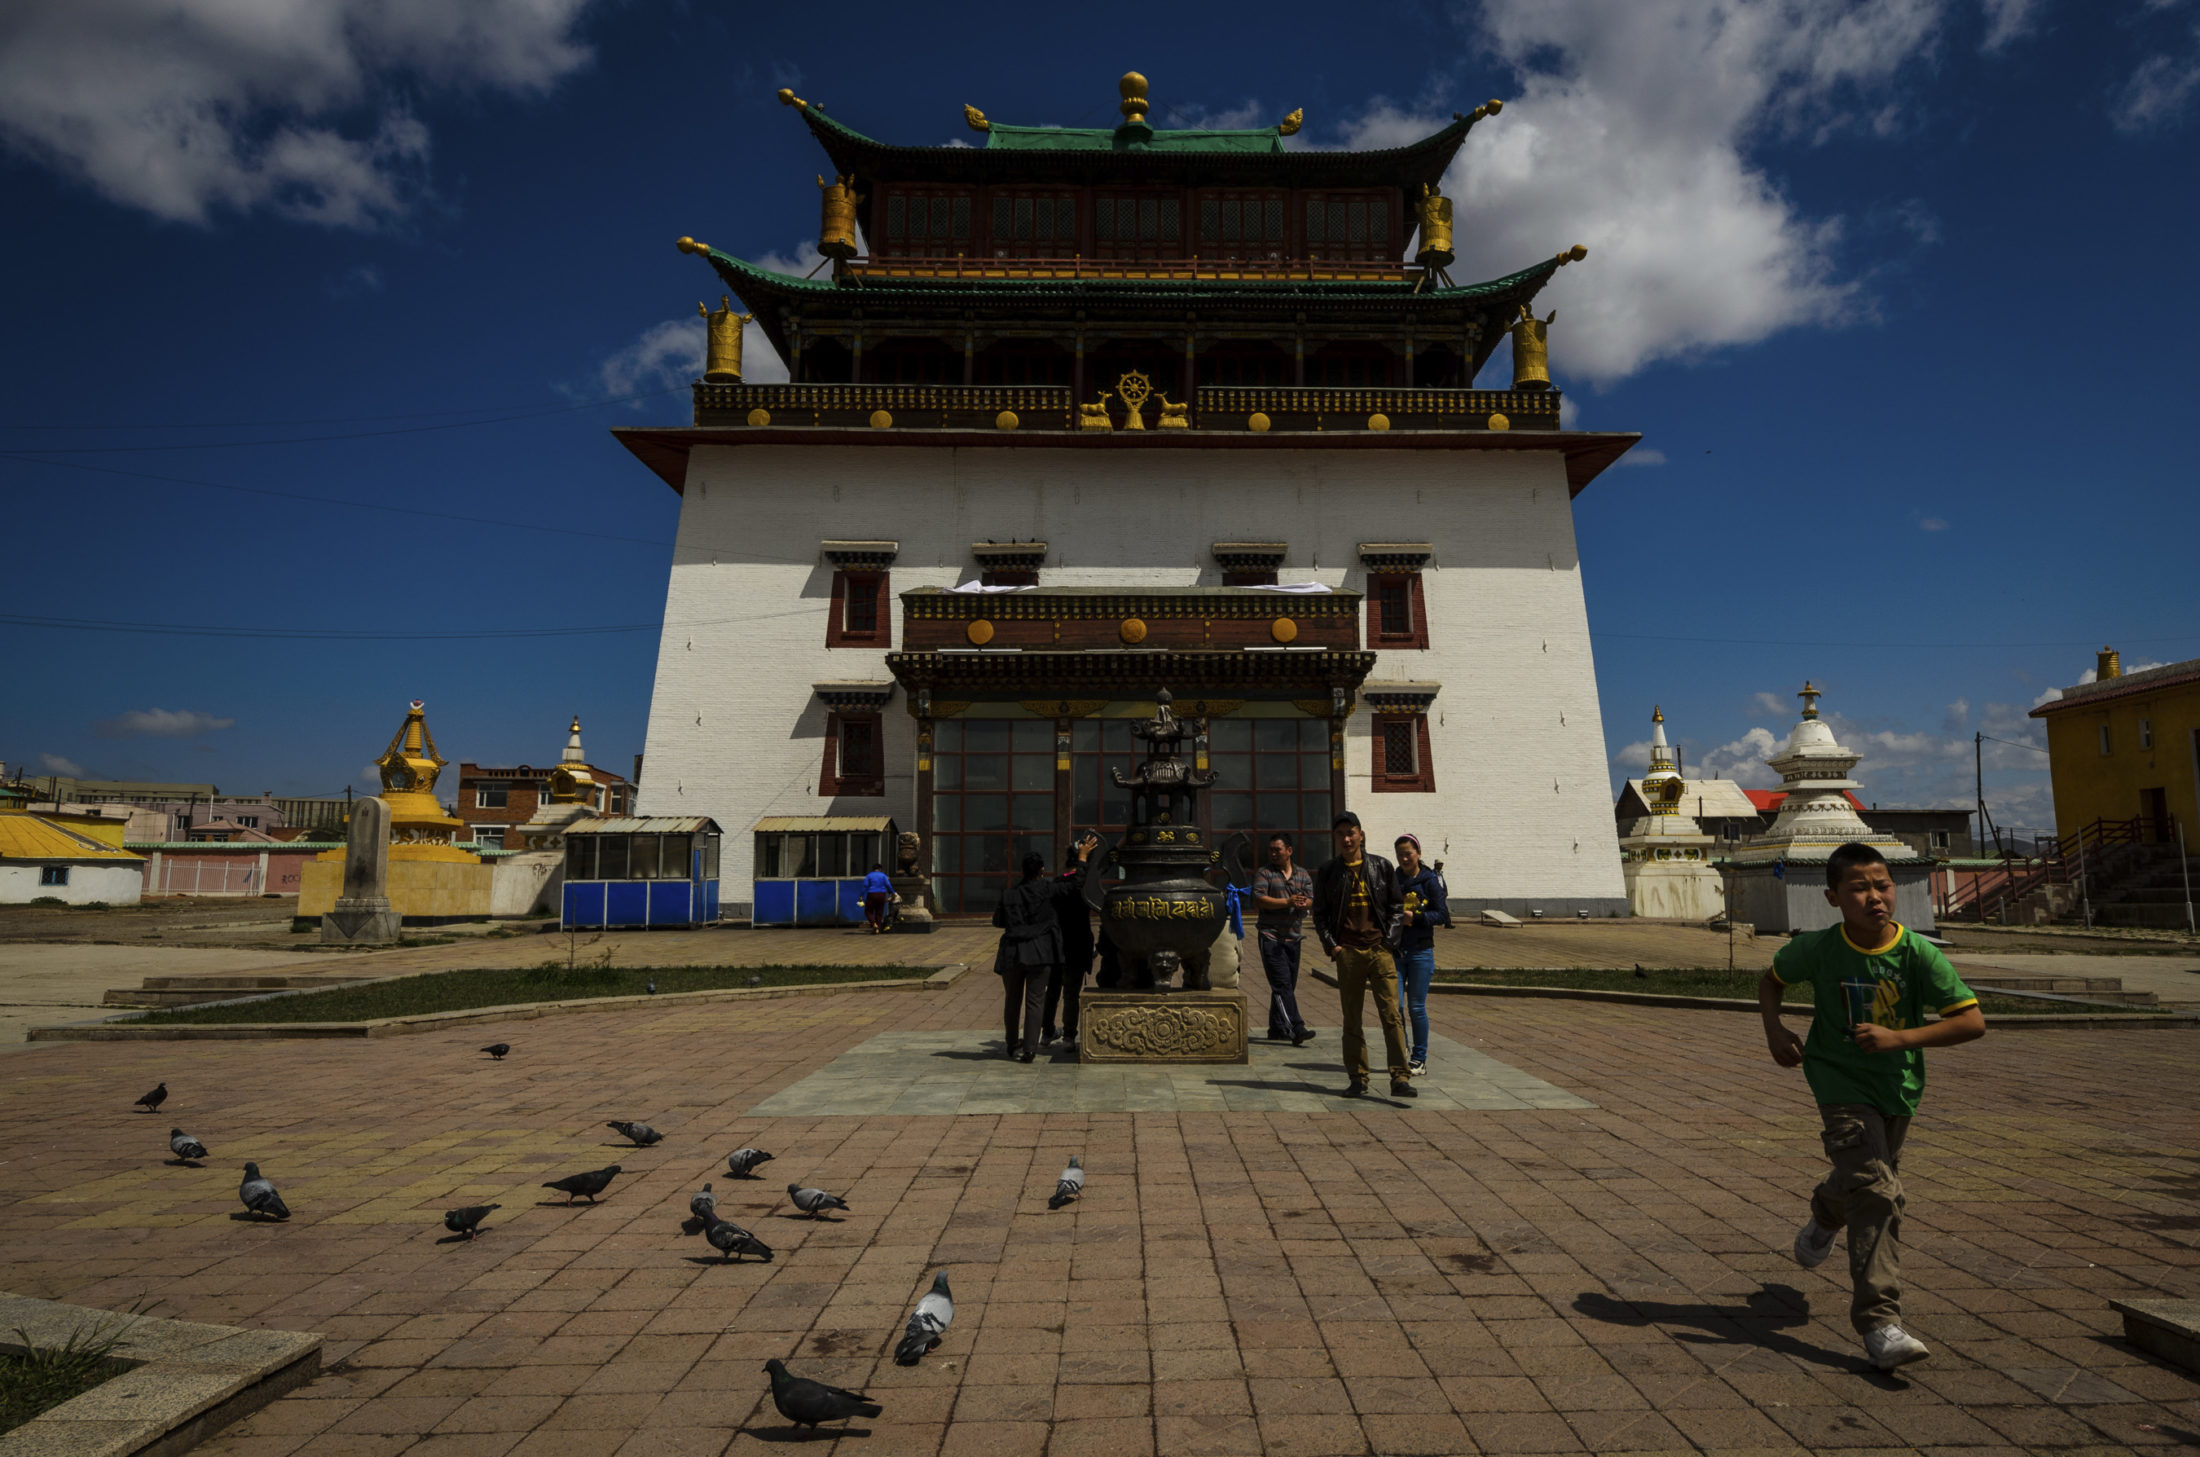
[1510,305,1555,391]
[817,172,860,260]
[1118,71,1150,124]
[1412,182,1454,269]
[1798,681,1822,720]
[1278,107,1303,136]
[776,87,808,110]
[373,700,468,845]
[963,104,990,132]
[699,296,752,383]
[675,235,710,256]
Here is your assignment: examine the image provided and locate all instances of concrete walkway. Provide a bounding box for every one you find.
[0,944,330,1047]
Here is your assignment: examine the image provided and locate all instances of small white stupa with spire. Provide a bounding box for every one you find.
[490,715,608,915]
[1616,706,1725,919]
[1728,682,1935,932]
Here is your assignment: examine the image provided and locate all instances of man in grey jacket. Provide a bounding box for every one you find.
[1311,812,1412,1098]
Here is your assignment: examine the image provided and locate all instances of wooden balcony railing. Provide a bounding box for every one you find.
[844,256,1413,284]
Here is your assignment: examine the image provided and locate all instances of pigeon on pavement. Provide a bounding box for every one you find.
[168,1129,208,1163]
[606,1121,663,1146]
[725,1148,774,1178]
[787,1184,849,1219]
[695,1214,773,1262]
[541,1165,622,1203]
[893,1270,953,1365]
[481,1043,510,1060]
[444,1204,500,1240]
[646,980,657,994]
[238,1162,290,1220]
[763,1359,879,1430]
[135,1083,167,1113]
[1049,1154,1085,1210]
[689,1181,716,1222]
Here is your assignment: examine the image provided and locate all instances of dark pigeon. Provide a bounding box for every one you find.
[606,1120,663,1147]
[696,1214,773,1262]
[689,1181,716,1222]
[725,1148,774,1179]
[541,1165,622,1204]
[238,1162,290,1220]
[893,1269,953,1365]
[763,1358,879,1430]
[646,980,657,995]
[444,1204,500,1240]
[787,1184,848,1219]
[168,1129,208,1162]
[481,1043,510,1060]
[1048,1154,1085,1210]
[135,1082,167,1113]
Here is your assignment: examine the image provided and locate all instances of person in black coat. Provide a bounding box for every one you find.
[992,833,1099,1061]
[1043,841,1099,1045]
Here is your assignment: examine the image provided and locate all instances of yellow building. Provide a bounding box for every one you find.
[299,701,495,921]
[2031,647,2200,841]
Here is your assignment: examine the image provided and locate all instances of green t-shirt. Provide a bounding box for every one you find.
[1771,922,1977,1117]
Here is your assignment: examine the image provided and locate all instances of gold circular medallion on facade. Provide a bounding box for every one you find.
[1247,412,1271,432]
[745,407,771,427]
[966,619,995,645]
[1119,617,1149,644]
[1271,617,1299,643]
[1368,413,1390,431]
[995,410,1019,430]
[1487,411,1510,431]
[868,409,893,429]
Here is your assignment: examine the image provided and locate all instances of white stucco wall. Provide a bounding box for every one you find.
[635,442,1627,914]
[0,862,144,905]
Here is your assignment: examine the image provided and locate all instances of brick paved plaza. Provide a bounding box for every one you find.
[5,962,2197,1456]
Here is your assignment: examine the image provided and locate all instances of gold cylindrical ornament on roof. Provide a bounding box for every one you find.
[1413,185,1454,269]
[1511,306,1553,391]
[818,173,860,260]
[699,296,748,383]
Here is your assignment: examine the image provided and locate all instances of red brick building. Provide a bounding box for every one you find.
[458,718,632,848]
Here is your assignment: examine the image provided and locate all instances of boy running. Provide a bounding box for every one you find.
[1759,842,1985,1371]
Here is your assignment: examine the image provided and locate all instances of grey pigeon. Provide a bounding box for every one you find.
[168,1128,207,1162]
[787,1184,848,1219]
[1049,1154,1085,1210]
[606,1120,663,1147]
[481,1043,510,1059]
[695,1213,773,1262]
[542,1165,621,1203]
[763,1358,879,1430]
[444,1204,500,1239]
[893,1270,953,1365]
[135,1082,167,1113]
[725,1147,774,1178]
[646,980,657,994]
[238,1162,290,1220]
[689,1181,716,1221]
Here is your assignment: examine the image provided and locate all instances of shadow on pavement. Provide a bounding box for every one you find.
[1572,1286,1878,1377]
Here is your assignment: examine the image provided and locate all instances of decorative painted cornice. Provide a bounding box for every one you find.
[1362,681,1441,711]
[1211,541,1287,570]
[821,539,899,569]
[1358,542,1433,571]
[813,681,896,710]
[970,541,1048,571]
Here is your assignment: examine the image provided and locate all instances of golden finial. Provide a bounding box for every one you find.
[964,103,990,132]
[675,236,710,256]
[1798,681,1822,719]
[1119,71,1150,123]
[1462,98,1506,122]
[1278,107,1303,136]
[1557,243,1588,265]
[1652,705,1664,724]
[777,87,807,110]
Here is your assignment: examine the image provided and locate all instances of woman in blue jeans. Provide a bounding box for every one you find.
[1392,834,1451,1075]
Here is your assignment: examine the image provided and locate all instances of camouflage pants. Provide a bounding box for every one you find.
[1811,1103,1911,1334]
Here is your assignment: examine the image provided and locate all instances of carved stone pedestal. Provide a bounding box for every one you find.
[887,874,935,933]
[1079,989,1247,1064]
[321,896,400,946]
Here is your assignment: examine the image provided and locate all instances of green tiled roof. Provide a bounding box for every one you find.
[982,123,1286,154]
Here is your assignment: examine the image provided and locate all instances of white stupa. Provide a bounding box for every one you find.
[1728,683,1935,932]
[1616,707,1725,920]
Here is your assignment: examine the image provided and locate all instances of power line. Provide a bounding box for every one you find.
[1599,629,2200,651]
[1979,733,2050,755]
[0,603,822,642]
[0,385,687,436]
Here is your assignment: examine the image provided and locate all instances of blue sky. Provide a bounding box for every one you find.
[3,0,2196,835]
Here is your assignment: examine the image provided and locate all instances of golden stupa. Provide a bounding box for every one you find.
[297,700,492,921]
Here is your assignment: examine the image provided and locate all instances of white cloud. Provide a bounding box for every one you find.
[595,317,705,399]
[1918,515,1949,531]
[1749,691,1791,719]
[1616,447,1667,467]
[1979,0,2045,49]
[1343,0,1970,384]
[1610,738,1655,768]
[37,753,84,776]
[1693,727,1783,787]
[0,0,598,228]
[329,263,383,298]
[96,708,236,739]
[1942,699,1970,731]
[2112,35,2200,132]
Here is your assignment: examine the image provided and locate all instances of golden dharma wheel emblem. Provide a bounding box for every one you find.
[1487,411,1510,432]
[869,409,893,429]
[995,410,1019,430]
[966,619,995,645]
[1271,617,1298,643]
[1247,412,1271,432]
[1368,413,1390,431]
[1119,617,1148,644]
[746,407,771,427]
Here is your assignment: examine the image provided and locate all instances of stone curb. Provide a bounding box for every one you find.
[26,964,971,1043]
[0,1292,320,1457]
[2110,1297,2200,1375]
[1308,968,2200,1027]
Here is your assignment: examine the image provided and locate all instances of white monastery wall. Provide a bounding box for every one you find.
[638,443,1627,914]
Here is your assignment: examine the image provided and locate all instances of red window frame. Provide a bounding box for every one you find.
[820,710,885,798]
[877,186,975,259]
[1371,713,1435,793]
[1366,573,1429,649]
[826,569,890,647]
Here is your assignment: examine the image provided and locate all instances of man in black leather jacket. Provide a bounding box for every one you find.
[1311,812,1414,1098]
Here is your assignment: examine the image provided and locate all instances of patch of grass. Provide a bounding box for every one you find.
[1432,967,2164,1015]
[134,963,931,1025]
[0,1312,139,1435]
[27,897,64,907]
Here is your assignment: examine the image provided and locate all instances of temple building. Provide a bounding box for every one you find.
[616,70,1641,917]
